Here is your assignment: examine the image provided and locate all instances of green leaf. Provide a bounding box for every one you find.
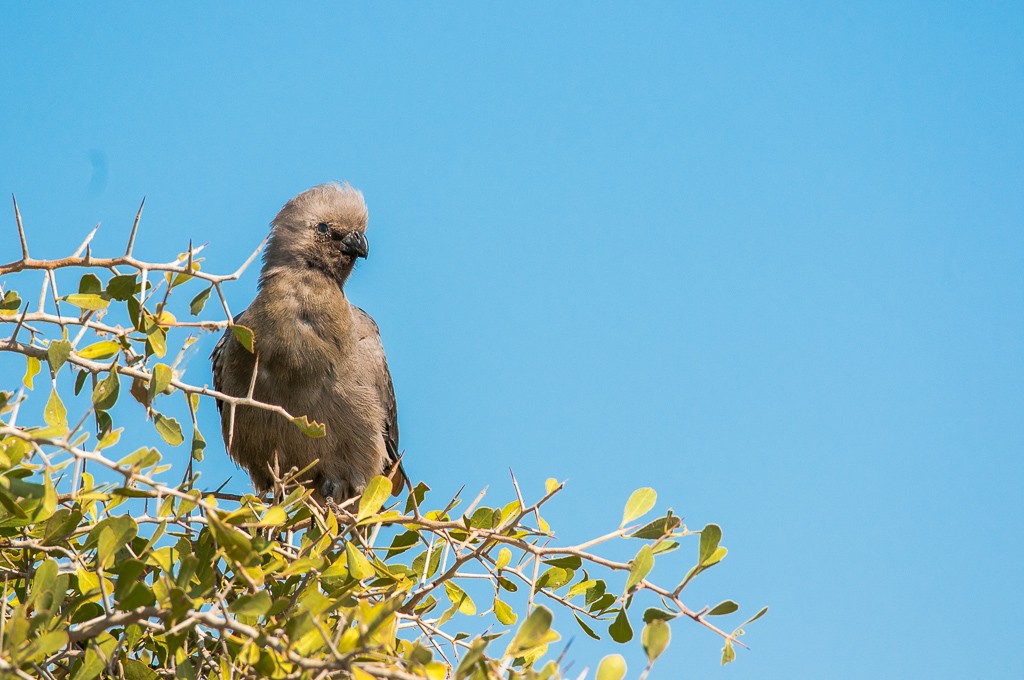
[641,619,671,662]
[630,513,682,539]
[28,557,58,610]
[43,508,83,545]
[77,340,120,360]
[207,514,254,563]
[23,355,40,388]
[79,273,103,294]
[122,659,160,680]
[608,608,633,643]
[92,369,120,411]
[232,324,255,352]
[97,516,137,569]
[153,412,184,446]
[740,606,769,628]
[573,613,601,640]
[148,363,173,400]
[0,289,22,315]
[106,274,138,301]
[190,426,205,461]
[44,388,68,430]
[143,316,167,357]
[74,368,88,395]
[345,541,375,580]
[707,600,739,616]
[189,286,213,315]
[357,475,392,520]
[75,632,118,680]
[543,555,582,570]
[229,591,272,616]
[699,523,722,565]
[721,639,736,666]
[443,581,477,615]
[625,545,654,592]
[493,597,517,625]
[47,339,72,374]
[290,415,326,438]
[595,654,627,680]
[64,292,110,310]
[25,630,68,662]
[536,566,574,591]
[621,487,657,527]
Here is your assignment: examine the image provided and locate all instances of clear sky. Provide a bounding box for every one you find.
[2,3,1022,678]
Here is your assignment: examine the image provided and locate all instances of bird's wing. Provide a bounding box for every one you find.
[353,306,405,490]
[210,312,245,415]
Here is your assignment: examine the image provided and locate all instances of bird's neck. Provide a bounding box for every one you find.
[249,268,356,362]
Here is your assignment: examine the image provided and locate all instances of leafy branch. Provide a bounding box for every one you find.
[0,197,766,679]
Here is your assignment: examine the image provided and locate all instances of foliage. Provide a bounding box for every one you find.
[0,198,766,679]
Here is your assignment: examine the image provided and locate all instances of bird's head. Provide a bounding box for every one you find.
[263,182,370,288]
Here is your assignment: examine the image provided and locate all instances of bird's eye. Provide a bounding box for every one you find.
[315,223,330,234]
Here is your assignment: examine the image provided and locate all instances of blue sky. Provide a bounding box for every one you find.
[2,3,1022,677]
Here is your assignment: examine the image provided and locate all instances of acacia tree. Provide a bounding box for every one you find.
[0,198,766,679]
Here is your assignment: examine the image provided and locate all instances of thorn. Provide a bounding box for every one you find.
[10,304,29,345]
[125,197,145,257]
[11,194,28,260]
[72,223,100,258]
[186,239,194,270]
[509,468,524,506]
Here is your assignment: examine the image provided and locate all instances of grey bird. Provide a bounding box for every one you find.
[211,183,404,502]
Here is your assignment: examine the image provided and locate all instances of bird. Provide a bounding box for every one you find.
[211,183,404,503]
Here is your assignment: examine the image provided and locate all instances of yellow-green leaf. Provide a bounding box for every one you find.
[290,415,326,438]
[92,369,120,411]
[621,487,657,527]
[229,591,272,617]
[496,547,512,570]
[232,324,255,352]
[443,581,476,615]
[596,654,627,680]
[346,541,374,580]
[65,292,110,310]
[625,544,654,592]
[357,475,392,520]
[23,356,40,388]
[97,427,122,450]
[44,389,67,431]
[493,597,517,625]
[148,363,173,400]
[189,286,212,315]
[699,523,722,565]
[153,412,184,446]
[77,340,120,360]
[722,639,736,665]
[641,619,671,662]
[505,605,556,658]
[47,339,72,373]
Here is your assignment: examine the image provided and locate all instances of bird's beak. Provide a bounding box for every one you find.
[340,231,369,259]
